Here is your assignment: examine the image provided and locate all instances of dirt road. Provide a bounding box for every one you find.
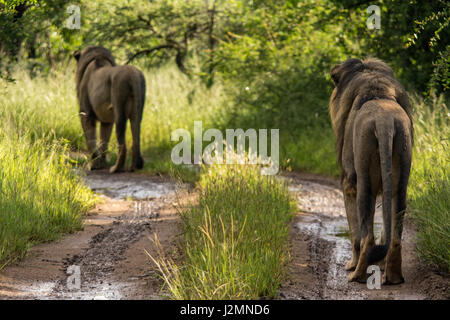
[0,170,447,300]
[280,172,449,300]
[0,171,186,299]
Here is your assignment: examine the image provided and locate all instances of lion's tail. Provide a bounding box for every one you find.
[130,69,146,169]
[368,118,394,264]
[131,70,145,117]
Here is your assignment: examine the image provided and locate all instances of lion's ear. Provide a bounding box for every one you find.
[73,50,81,61]
[331,64,341,86]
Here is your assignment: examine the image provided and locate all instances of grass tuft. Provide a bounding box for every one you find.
[408,95,450,272]
[150,164,294,299]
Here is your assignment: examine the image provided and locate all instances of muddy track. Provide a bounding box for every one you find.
[279,172,449,300]
[0,171,448,300]
[0,171,186,300]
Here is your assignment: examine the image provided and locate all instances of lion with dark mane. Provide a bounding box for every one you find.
[73,46,146,173]
[329,58,413,284]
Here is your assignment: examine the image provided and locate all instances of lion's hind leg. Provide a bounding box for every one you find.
[383,141,410,284]
[96,122,113,170]
[110,111,127,174]
[347,180,376,283]
[348,135,377,283]
[342,175,360,271]
[383,194,405,285]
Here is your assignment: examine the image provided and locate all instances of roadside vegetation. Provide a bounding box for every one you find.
[0,73,96,267]
[408,96,449,272]
[0,134,95,268]
[150,163,294,299]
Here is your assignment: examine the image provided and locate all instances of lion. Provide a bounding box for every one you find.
[73,46,146,173]
[329,58,413,284]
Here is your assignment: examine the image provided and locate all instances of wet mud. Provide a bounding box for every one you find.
[0,170,184,300]
[279,172,449,300]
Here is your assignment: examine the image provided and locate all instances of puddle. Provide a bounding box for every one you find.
[12,280,130,300]
[82,171,179,200]
[288,180,347,218]
[289,178,385,299]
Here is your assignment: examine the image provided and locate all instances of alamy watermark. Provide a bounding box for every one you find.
[171,121,279,175]
[367,5,381,30]
[66,4,81,30]
[366,265,381,289]
[66,265,81,290]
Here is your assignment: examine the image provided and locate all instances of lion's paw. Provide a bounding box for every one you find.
[382,272,404,285]
[109,164,124,173]
[347,271,368,283]
[345,259,358,271]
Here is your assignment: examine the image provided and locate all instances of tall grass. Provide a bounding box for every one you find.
[408,95,449,272]
[280,126,339,176]
[0,69,84,148]
[0,71,97,267]
[0,133,95,267]
[150,164,294,299]
[1,64,337,179]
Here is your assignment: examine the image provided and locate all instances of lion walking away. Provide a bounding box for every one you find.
[329,58,413,285]
[73,46,146,173]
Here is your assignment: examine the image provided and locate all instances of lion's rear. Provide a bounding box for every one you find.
[330,57,413,284]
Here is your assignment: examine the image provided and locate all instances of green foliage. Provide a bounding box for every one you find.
[0,0,82,78]
[2,0,449,92]
[84,0,219,77]
[208,1,346,175]
[327,0,450,94]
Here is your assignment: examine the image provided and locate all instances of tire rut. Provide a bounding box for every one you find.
[52,203,158,299]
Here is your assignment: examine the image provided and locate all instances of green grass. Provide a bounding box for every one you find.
[0,64,338,180]
[150,164,294,299]
[0,69,97,267]
[408,95,450,272]
[0,70,85,148]
[280,126,339,176]
[0,133,95,268]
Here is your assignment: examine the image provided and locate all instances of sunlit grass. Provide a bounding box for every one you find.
[0,133,95,267]
[408,95,449,272]
[0,69,84,148]
[0,70,97,266]
[150,163,295,299]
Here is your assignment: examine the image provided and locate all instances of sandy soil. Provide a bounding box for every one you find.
[0,170,447,300]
